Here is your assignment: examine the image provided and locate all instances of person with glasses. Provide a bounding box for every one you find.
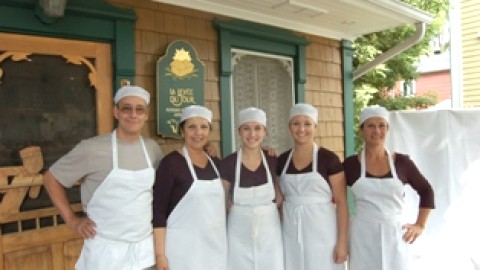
[153,105,226,270]
[43,84,163,270]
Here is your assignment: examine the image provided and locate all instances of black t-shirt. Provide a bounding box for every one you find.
[152,151,221,227]
[276,147,344,186]
[343,152,435,208]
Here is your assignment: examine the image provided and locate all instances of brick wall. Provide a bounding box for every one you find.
[108,0,344,158]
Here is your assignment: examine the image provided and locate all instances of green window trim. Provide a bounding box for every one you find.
[214,19,308,155]
[0,0,136,90]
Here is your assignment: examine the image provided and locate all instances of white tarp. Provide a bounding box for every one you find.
[386,109,480,270]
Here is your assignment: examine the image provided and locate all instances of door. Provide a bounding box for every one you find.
[231,49,294,153]
[0,33,112,270]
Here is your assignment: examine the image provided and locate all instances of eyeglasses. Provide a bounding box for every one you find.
[117,105,147,115]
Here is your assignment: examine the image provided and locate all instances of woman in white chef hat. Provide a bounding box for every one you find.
[277,103,349,270]
[343,105,435,270]
[220,107,284,270]
[153,105,227,270]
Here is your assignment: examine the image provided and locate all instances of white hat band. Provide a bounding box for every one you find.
[289,103,318,123]
[180,105,212,123]
[359,105,389,125]
[238,107,267,127]
[114,85,150,105]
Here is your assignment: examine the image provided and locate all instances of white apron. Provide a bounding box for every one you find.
[280,144,343,270]
[76,130,155,270]
[349,149,409,270]
[165,146,227,270]
[227,149,284,270]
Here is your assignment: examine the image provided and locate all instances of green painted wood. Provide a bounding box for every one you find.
[214,19,308,156]
[0,0,136,92]
[341,39,356,215]
[341,39,355,157]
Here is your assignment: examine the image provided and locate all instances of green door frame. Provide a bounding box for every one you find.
[214,19,308,156]
[0,0,136,90]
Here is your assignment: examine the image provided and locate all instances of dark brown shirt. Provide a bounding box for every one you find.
[276,147,344,186]
[152,151,221,227]
[220,150,277,186]
[343,152,435,208]
[220,150,277,200]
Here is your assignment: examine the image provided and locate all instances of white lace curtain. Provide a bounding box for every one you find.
[231,50,294,153]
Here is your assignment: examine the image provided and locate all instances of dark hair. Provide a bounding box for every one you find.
[178,120,212,135]
[178,121,186,135]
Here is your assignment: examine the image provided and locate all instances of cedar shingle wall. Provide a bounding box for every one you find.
[108,0,344,159]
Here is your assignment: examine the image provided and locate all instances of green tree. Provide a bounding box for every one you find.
[352,0,449,150]
[354,0,450,91]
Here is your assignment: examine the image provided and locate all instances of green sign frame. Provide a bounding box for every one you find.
[156,40,205,138]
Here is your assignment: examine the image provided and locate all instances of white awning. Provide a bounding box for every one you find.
[152,0,433,40]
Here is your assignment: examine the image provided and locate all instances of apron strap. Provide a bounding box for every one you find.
[112,130,119,169]
[182,145,220,182]
[281,143,318,176]
[361,148,398,179]
[112,130,152,169]
[234,149,273,188]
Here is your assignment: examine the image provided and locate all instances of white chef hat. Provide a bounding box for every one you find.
[289,103,318,124]
[237,107,267,127]
[359,105,389,125]
[180,105,212,123]
[114,85,150,105]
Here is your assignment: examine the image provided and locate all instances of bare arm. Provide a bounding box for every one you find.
[154,228,169,270]
[43,170,96,238]
[273,175,284,208]
[330,171,349,264]
[402,207,431,244]
[222,179,232,210]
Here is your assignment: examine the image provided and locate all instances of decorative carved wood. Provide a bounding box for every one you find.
[0,31,111,270]
[0,146,44,214]
[0,52,98,90]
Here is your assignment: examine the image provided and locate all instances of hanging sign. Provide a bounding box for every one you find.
[156,40,205,138]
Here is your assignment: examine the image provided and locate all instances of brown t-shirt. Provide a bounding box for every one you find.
[50,133,163,206]
[343,152,435,208]
[152,151,221,227]
[276,147,344,186]
[219,149,277,200]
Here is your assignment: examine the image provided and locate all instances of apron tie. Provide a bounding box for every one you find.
[294,205,304,246]
[293,205,306,270]
[125,243,136,270]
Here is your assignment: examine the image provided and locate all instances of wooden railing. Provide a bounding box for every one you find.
[0,147,83,270]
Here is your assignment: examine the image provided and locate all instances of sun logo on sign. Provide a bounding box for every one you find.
[166,48,198,80]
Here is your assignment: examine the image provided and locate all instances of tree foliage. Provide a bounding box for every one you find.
[354,0,450,91]
[352,0,449,150]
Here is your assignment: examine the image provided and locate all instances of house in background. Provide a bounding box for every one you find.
[0,0,432,268]
[452,0,480,108]
[413,0,480,109]
[393,41,452,108]
[420,0,480,109]
[415,51,451,103]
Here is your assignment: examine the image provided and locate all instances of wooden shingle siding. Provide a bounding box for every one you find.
[108,0,344,158]
[461,0,480,107]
